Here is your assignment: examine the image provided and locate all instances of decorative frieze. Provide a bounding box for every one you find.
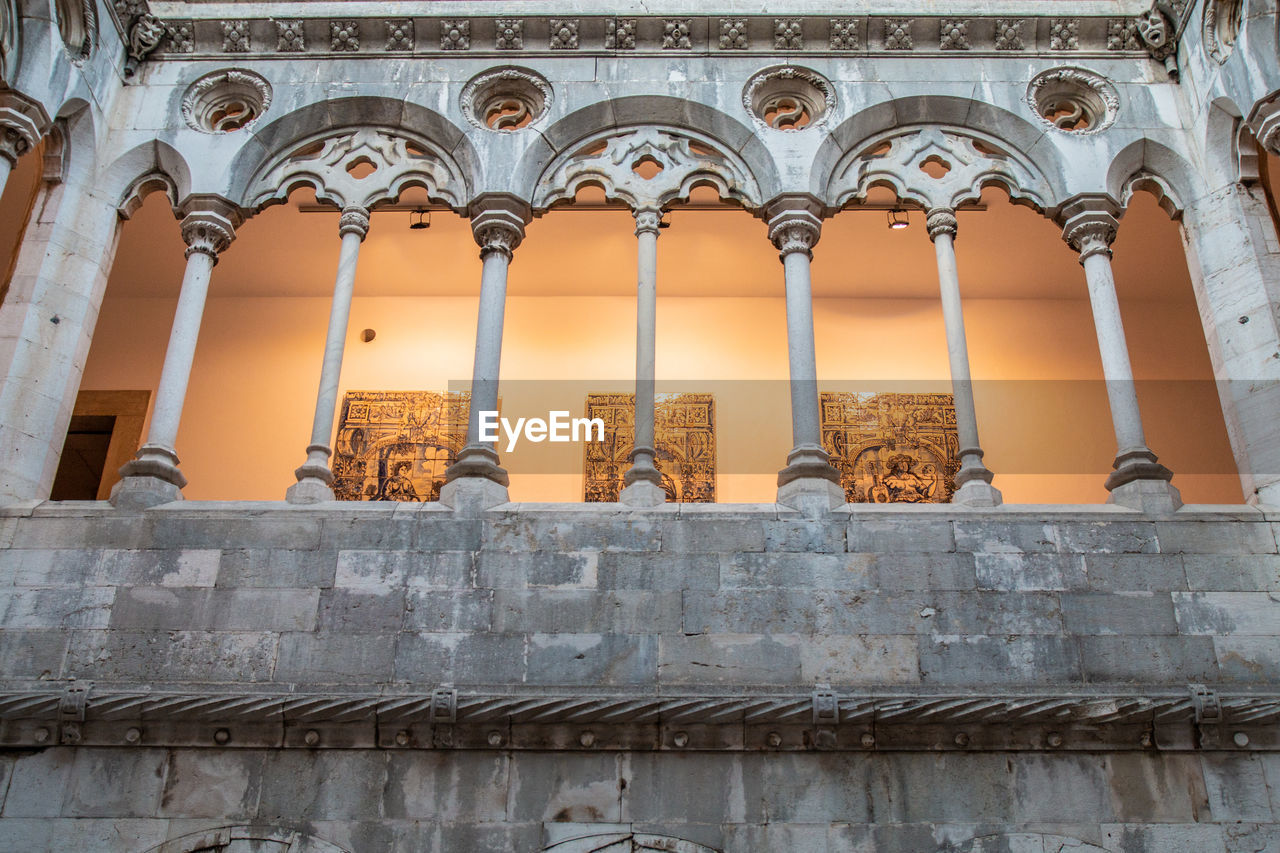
[2,686,1275,751]
[147,14,1158,58]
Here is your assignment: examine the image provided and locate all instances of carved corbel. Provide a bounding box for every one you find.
[0,89,51,168]
[1136,0,1185,78]
[124,12,165,78]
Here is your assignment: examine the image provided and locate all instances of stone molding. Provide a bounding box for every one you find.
[138,15,1159,59]
[1,685,1275,751]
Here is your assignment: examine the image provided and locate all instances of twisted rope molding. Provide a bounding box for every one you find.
[2,686,1277,728]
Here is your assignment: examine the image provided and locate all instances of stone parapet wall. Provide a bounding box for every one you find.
[0,501,1277,851]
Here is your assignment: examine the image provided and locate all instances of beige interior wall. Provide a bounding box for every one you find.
[81,291,1242,504]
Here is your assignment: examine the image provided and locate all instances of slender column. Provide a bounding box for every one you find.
[1059,199,1181,513]
[0,92,49,198]
[287,206,370,503]
[766,197,844,511]
[926,209,1002,506]
[620,207,665,506]
[439,196,529,510]
[110,205,238,508]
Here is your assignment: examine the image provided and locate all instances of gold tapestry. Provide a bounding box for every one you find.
[820,391,960,503]
[332,391,472,502]
[583,393,716,503]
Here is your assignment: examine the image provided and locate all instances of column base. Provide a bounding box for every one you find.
[776,444,841,488]
[110,447,187,509]
[286,478,335,504]
[953,478,1003,507]
[444,445,510,487]
[620,480,666,507]
[1252,480,1280,511]
[777,475,846,513]
[438,475,510,511]
[1105,450,1181,514]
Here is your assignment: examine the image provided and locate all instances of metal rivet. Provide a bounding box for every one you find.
[766,731,782,747]
[1139,731,1154,748]
[954,732,970,747]
[1046,732,1064,748]
[579,731,595,747]
[124,727,142,744]
[33,727,49,744]
[1233,731,1250,747]
[1238,315,1250,324]
[859,732,876,748]
[213,728,230,745]
[395,730,410,746]
[304,729,320,747]
[673,731,689,748]
[487,731,503,747]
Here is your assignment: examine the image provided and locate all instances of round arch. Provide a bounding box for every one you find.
[140,825,351,853]
[814,94,1069,205]
[225,96,479,209]
[514,95,781,208]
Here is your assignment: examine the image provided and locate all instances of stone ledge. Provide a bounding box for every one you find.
[1,684,1275,752]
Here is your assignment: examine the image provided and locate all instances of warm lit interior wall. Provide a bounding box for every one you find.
[81,292,1242,504]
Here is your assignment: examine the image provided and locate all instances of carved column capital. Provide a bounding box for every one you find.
[1057,196,1121,263]
[469,194,531,261]
[0,92,52,167]
[1250,99,1280,156]
[926,208,958,241]
[180,209,238,262]
[339,205,370,240]
[633,206,663,237]
[767,210,822,260]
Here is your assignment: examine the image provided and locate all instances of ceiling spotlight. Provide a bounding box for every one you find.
[409,209,431,230]
[887,210,909,230]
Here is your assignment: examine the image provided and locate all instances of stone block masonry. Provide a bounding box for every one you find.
[0,501,1276,851]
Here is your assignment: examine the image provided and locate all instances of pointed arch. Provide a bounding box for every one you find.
[1105,137,1201,217]
[141,825,352,853]
[100,139,192,216]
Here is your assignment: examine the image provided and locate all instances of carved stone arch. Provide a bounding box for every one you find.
[140,825,352,853]
[543,831,720,853]
[813,94,1067,204]
[532,125,763,212]
[52,0,94,62]
[827,125,1054,212]
[225,96,477,210]
[940,833,1107,852]
[514,95,781,207]
[100,139,193,218]
[245,125,469,213]
[1105,137,1200,217]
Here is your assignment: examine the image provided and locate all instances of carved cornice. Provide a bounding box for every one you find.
[138,15,1160,61]
[1,685,1276,752]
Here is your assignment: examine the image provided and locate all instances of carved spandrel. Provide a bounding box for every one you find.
[333,390,483,502]
[584,393,716,503]
[820,391,960,503]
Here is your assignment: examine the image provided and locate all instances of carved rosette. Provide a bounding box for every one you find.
[742,65,835,132]
[181,213,236,261]
[768,212,821,261]
[181,68,272,134]
[339,205,370,240]
[926,208,958,241]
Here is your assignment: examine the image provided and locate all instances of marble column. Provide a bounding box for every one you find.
[0,92,48,198]
[926,208,1002,506]
[440,196,529,510]
[766,196,844,511]
[287,205,370,504]
[620,206,665,506]
[110,205,239,509]
[1059,198,1181,513]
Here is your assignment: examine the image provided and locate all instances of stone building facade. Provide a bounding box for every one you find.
[0,0,1279,850]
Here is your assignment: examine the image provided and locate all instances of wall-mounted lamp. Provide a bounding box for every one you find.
[887,210,909,230]
[658,216,671,229]
[409,209,431,230]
